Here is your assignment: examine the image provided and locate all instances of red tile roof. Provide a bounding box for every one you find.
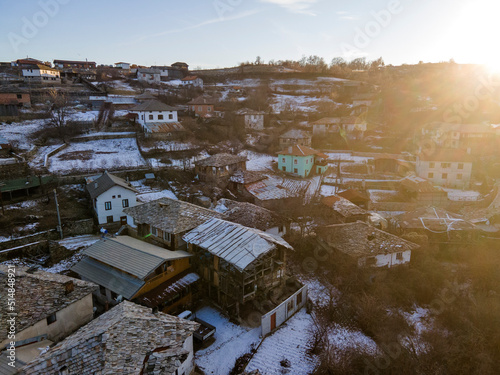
[277,145,322,157]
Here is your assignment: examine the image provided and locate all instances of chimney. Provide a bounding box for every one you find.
[64,280,74,295]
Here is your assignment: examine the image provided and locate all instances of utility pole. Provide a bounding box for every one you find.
[53,189,63,239]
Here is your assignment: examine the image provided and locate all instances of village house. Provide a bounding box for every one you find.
[137,68,161,84]
[183,218,305,328]
[21,301,199,375]
[187,95,216,117]
[151,65,185,80]
[71,236,197,314]
[53,59,96,70]
[235,108,266,130]
[228,170,268,199]
[114,62,130,70]
[320,195,370,224]
[129,99,178,125]
[337,189,371,209]
[0,87,31,107]
[399,175,448,206]
[194,153,247,181]
[415,148,473,189]
[392,207,479,244]
[21,63,61,84]
[180,75,203,88]
[134,91,156,102]
[0,265,97,352]
[277,145,328,178]
[279,129,312,148]
[86,171,138,226]
[123,197,222,251]
[311,116,367,140]
[316,222,420,268]
[215,198,289,236]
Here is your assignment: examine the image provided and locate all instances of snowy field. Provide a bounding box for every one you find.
[271,94,335,113]
[0,119,45,151]
[242,150,275,172]
[48,138,147,173]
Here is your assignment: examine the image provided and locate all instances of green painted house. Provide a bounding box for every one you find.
[277,145,328,178]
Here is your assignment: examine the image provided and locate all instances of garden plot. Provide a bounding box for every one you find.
[48,138,147,173]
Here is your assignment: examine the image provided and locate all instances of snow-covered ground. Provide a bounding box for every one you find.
[195,306,261,374]
[140,141,198,153]
[0,119,46,151]
[246,309,319,375]
[271,94,335,113]
[57,234,100,251]
[326,324,378,356]
[242,150,275,172]
[48,138,147,173]
[444,188,481,201]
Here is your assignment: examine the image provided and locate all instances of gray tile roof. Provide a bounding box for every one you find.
[123,197,222,234]
[20,301,199,375]
[76,236,191,280]
[86,171,138,200]
[183,218,293,272]
[280,129,311,139]
[187,95,216,105]
[317,222,420,257]
[129,99,178,112]
[0,266,98,342]
[235,108,266,116]
[195,153,247,168]
[215,199,284,231]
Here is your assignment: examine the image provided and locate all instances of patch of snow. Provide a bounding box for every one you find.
[137,190,177,202]
[242,150,274,172]
[443,189,481,201]
[195,306,261,374]
[246,309,319,375]
[327,324,378,355]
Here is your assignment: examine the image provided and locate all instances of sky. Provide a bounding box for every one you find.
[0,0,498,69]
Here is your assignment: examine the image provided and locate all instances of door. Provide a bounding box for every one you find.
[120,216,127,225]
[270,312,276,331]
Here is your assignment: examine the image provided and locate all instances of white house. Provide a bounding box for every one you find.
[22,64,61,84]
[115,62,130,70]
[180,75,203,88]
[317,222,419,268]
[137,68,161,84]
[129,99,178,127]
[235,108,266,130]
[86,171,138,225]
[416,149,473,189]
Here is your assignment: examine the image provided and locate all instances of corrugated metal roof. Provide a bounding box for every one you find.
[71,257,144,299]
[86,171,138,199]
[183,218,292,272]
[81,236,191,279]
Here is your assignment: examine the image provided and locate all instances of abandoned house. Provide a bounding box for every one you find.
[123,197,222,250]
[0,265,97,355]
[320,195,370,224]
[228,170,268,199]
[392,206,479,244]
[182,218,302,322]
[194,153,247,181]
[71,236,197,314]
[85,171,138,226]
[187,95,216,117]
[235,108,266,130]
[316,222,420,268]
[399,175,448,206]
[337,189,371,209]
[21,301,199,375]
[279,129,312,148]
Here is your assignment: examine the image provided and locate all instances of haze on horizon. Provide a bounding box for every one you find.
[0,0,498,69]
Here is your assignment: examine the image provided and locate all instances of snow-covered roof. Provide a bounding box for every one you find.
[183,218,293,272]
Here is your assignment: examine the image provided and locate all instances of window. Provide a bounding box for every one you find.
[282,158,285,163]
[152,227,158,236]
[46,313,57,325]
[158,114,164,120]
[112,195,116,199]
[429,162,435,168]
[306,159,308,164]
[294,159,298,164]
[282,166,286,171]
[208,107,212,112]
[457,173,463,180]
[442,173,448,179]
[118,195,121,198]
[441,162,451,168]
[294,168,298,174]
[122,199,129,208]
[396,252,403,260]
[198,106,202,111]
[106,215,114,223]
[458,163,464,170]
[16,94,22,99]
[105,201,112,210]
[163,232,171,242]
[149,115,154,120]
[169,114,173,119]
[428,173,434,178]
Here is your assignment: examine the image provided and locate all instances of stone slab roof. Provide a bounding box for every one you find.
[130,99,177,112]
[123,197,222,234]
[321,195,368,218]
[279,129,311,139]
[317,222,419,258]
[21,301,199,375]
[215,198,284,231]
[0,266,98,342]
[187,95,216,105]
[86,171,138,200]
[195,153,247,168]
